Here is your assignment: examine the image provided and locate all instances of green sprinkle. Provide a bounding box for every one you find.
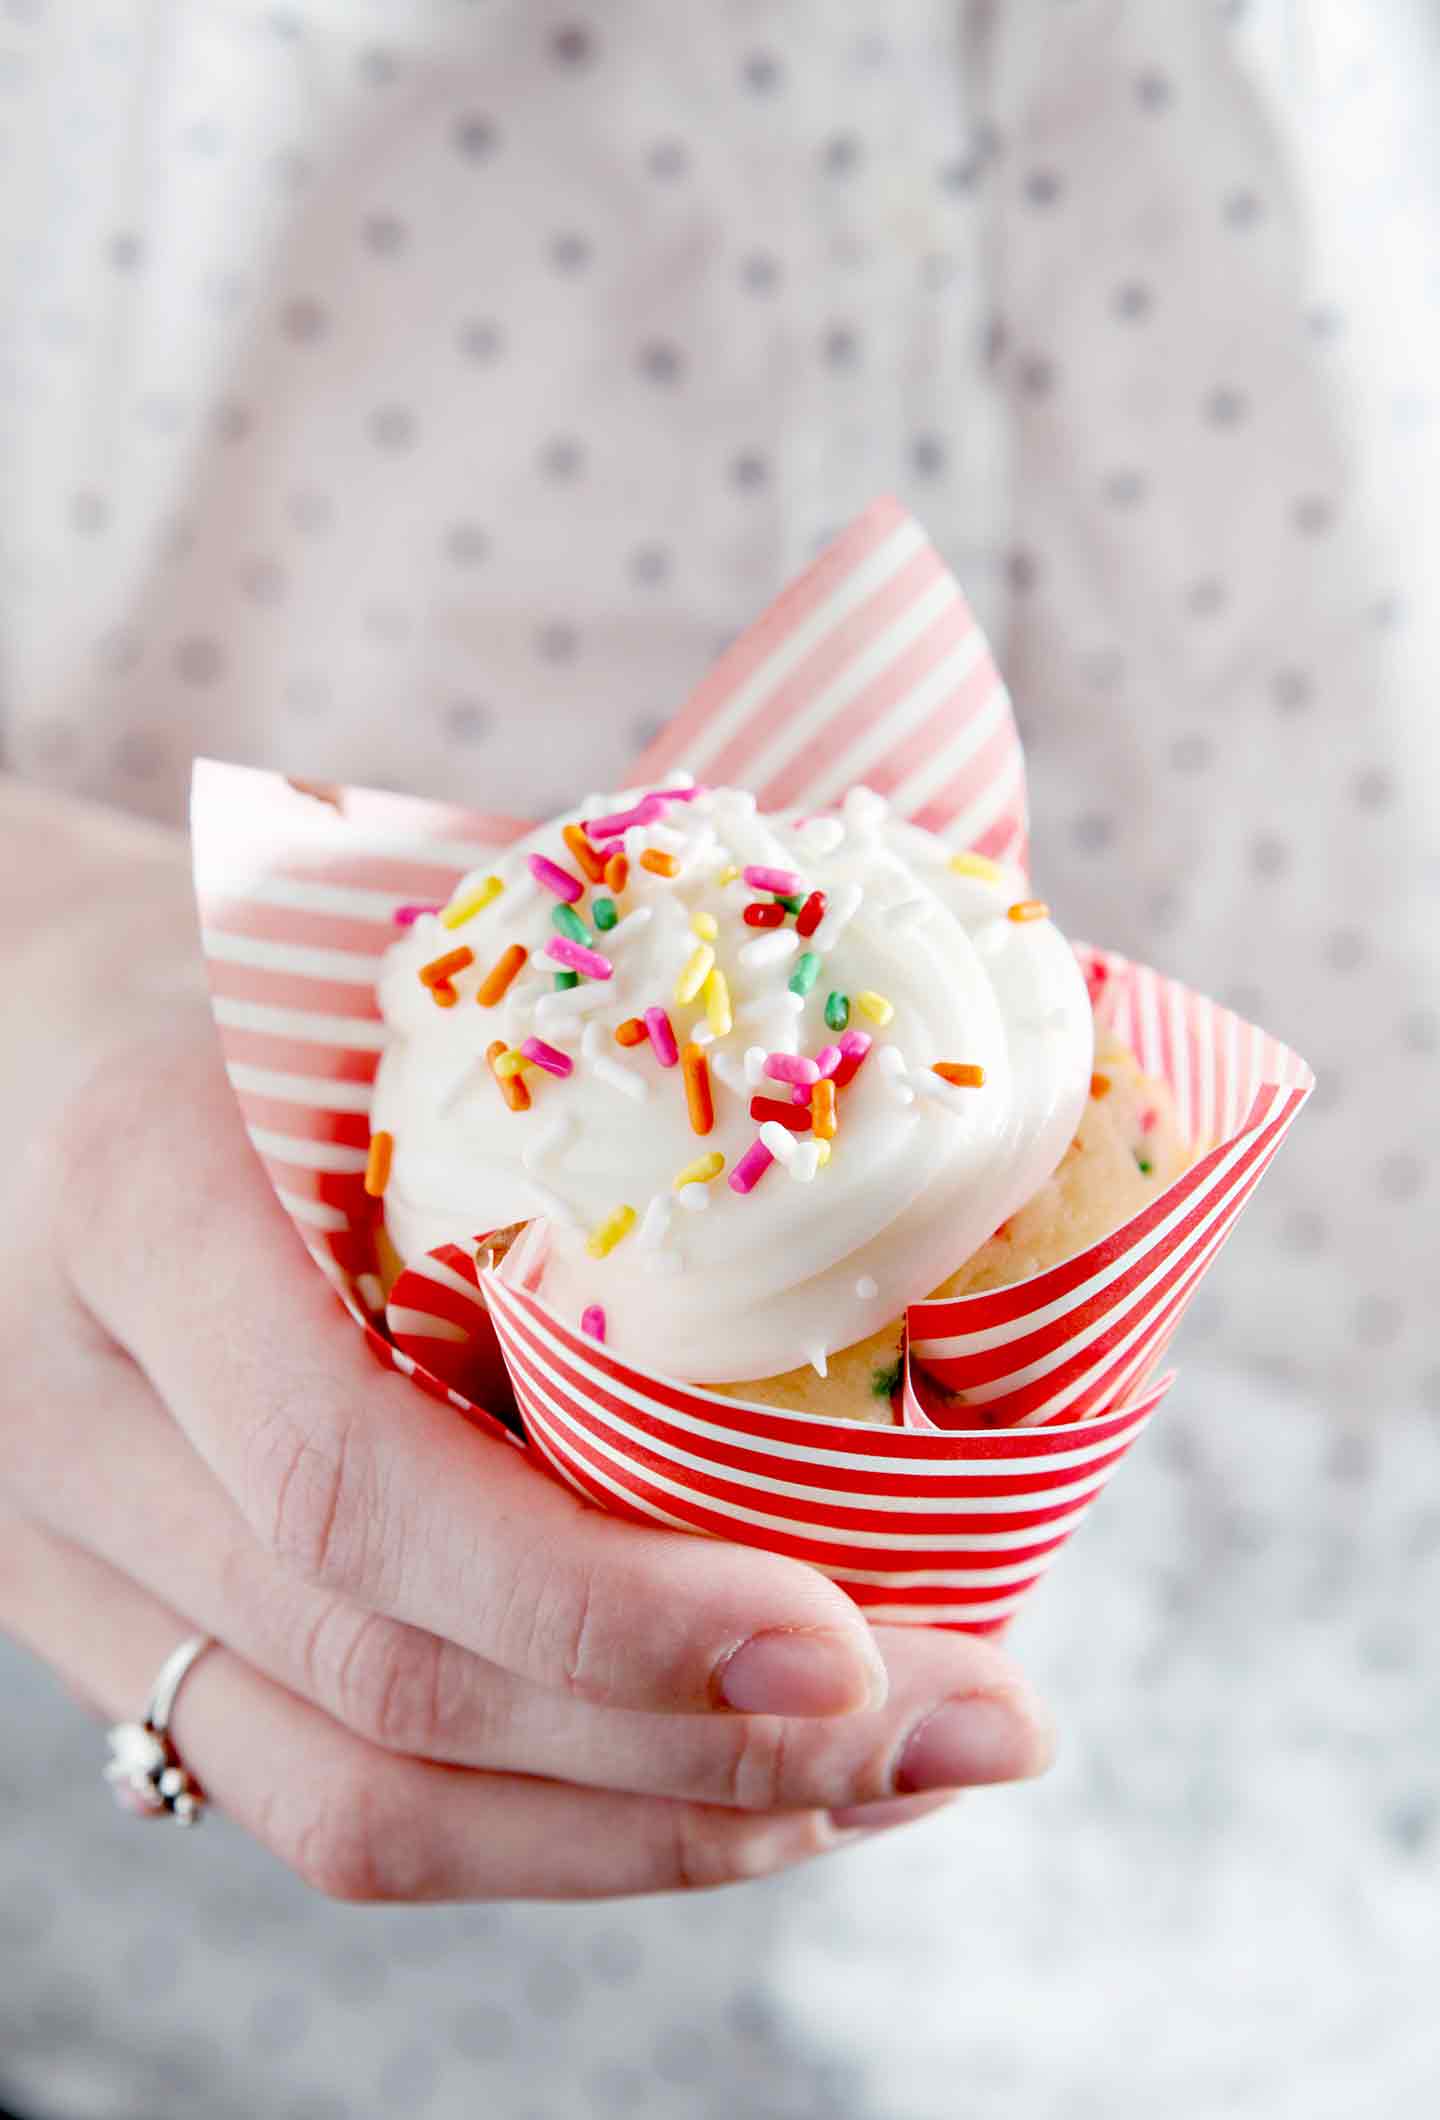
[1135,1153,1154,1175]
[871,1358,902,1402]
[591,895,618,932]
[824,990,850,1032]
[553,970,580,991]
[773,893,805,915]
[551,903,593,946]
[788,950,821,998]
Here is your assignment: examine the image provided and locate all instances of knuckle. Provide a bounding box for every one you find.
[305,1605,462,1758]
[721,1716,790,1812]
[266,1765,409,1904]
[245,1394,376,1593]
[666,1802,829,1893]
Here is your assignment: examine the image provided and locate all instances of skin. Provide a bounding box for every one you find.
[0,775,1055,1903]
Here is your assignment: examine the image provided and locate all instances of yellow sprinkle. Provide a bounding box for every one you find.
[703,967,732,1037]
[586,1205,637,1259]
[814,1138,832,1166]
[674,942,715,1006]
[674,1151,725,1189]
[690,910,719,941]
[856,989,895,1026]
[493,1049,531,1080]
[716,864,740,885]
[949,852,1003,883]
[441,874,504,929]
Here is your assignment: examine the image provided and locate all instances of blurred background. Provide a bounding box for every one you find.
[1,2,1436,2116]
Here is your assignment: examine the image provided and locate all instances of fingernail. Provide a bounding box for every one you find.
[830,1790,958,1835]
[896,1695,1054,1792]
[717,1627,886,1717]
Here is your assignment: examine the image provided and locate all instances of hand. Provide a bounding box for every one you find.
[0,794,1054,1902]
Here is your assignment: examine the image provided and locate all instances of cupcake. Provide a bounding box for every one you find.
[368,778,1186,1423]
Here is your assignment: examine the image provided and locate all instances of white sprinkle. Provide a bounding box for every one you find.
[500,871,540,916]
[691,1021,717,1046]
[523,1112,577,1171]
[882,896,931,928]
[759,1120,798,1164]
[357,1272,384,1313]
[739,928,799,969]
[710,1051,747,1093]
[842,784,889,838]
[876,1046,916,1105]
[645,821,687,854]
[591,1053,649,1102]
[437,1055,486,1114]
[526,1179,579,1227]
[637,1192,674,1251]
[798,816,845,856]
[743,1045,768,1088]
[788,1140,821,1183]
[623,823,649,859]
[662,768,696,790]
[581,1020,606,1060]
[736,992,804,1027]
[608,905,654,943]
[855,1274,879,1300]
[806,1344,830,1380]
[813,881,864,952]
[675,1181,710,1213]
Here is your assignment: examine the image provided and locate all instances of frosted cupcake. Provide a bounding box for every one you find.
[368,779,1186,1424]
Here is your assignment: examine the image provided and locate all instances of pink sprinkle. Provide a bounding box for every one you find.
[645,783,705,803]
[1140,1106,1157,1134]
[584,794,665,839]
[591,838,625,860]
[743,864,803,895]
[729,1138,776,1194]
[520,1037,574,1079]
[546,936,614,980]
[814,1044,842,1077]
[394,902,442,926]
[581,1304,607,1342]
[529,853,584,904]
[764,1052,820,1086]
[644,1005,679,1067]
[791,1082,812,1107]
[832,1028,873,1088]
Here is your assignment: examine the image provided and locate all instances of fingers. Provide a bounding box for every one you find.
[1,1509,955,1903]
[51,1033,888,1714]
[20,1345,1054,1810]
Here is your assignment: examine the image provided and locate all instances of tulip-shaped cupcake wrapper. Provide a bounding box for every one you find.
[193,500,1310,1633]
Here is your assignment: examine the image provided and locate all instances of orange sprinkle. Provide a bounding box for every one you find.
[933,1062,986,1089]
[1090,1071,1112,1099]
[604,851,629,893]
[486,1039,531,1112]
[681,1043,714,1136]
[476,942,529,1007]
[419,945,474,988]
[614,1016,648,1047]
[1007,899,1050,923]
[563,822,607,884]
[811,1076,837,1140]
[363,1130,393,1197]
[640,848,679,878]
[430,982,459,1008]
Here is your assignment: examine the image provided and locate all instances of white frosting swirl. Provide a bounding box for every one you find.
[371,783,1092,1382]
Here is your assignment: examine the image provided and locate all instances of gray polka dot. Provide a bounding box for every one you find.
[587,2061,647,2112]
[325,1945,387,2003]
[1185,577,1226,618]
[271,148,311,192]
[822,323,859,366]
[1368,593,1405,629]
[1222,188,1264,227]
[174,636,225,685]
[451,2002,514,2058]
[1080,646,1126,690]
[630,544,670,586]
[536,622,579,661]
[249,1991,311,2053]
[180,118,224,156]
[728,1985,782,2044]
[1135,70,1173,109]
[631,711,668,753]
[1323,927,1367,972]
[281,294,327,341]
[1007,547,1040,594]
[854,30,890,66]
[368,404,417,449]
[69,488,109,534]
[1309,1067,1343,1114]
[114,727,166,778]
[1281,1208,1327,1254]
[1292,494,1334,535]
[1351,766,1394,810]
[539,435,583,479]
[647,138,689,180]
[1402,1009,1437,1054]
[922,250,959,291]
[548,230,591,272]
[982,314,1008,366]
[376,2047,438,2108]
[457,316,503,363]
[655,2023,712,2083]
[823,132,862,176]
[1249,833,1289,878]
[1377,1152,1425,1202]
[731,450,768,489]
[1072,810,1114,853]
[1101,469,1144,510]
[359,45,399,86]
[214,397,253,442]
[1169,732,1212,772]
[452,112,498,161]
[1383,1793,1437,1856]
[1024,167,1063,208]
[911,433,948,477]
[589,1927,644,1982]
[287,487,333,534]
[741,50,783,94]
[265,6,303,38]
[1352,1295,1402,1348]
[1112,281,1152,321]
[1271,665,1312,712]
[551,23,596,67]
[739,250,780,294]
[1204,385,1248,426]
[1306,303,1344,341]
[239,555,287,602]
[526,1957,582,2015]
[362,602,411,642]
[939,148,987,192]
[362,211,407,255]
[107,229,143,271]
[637,340,684,385]
[1017,352,1054,396]
[205,269,248,315]
[445,520,489,564]
[443,695,492,746]
[97,626,142,674]
[285,673,331,715]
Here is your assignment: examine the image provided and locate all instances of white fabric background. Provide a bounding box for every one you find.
[1,3,1436,2116]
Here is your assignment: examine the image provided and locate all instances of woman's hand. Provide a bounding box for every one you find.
[0,780,1054,1902]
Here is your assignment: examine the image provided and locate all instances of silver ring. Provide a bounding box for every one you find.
[104,1635,215,1826]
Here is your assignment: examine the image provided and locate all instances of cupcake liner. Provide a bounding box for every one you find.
[193,500,1311,1632]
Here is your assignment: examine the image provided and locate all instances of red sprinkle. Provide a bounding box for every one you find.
[831,1028,873,1089]
[795,890,827,939]
[743,901,786,929]
[749,1096,812,1134]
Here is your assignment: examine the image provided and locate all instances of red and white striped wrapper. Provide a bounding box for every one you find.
[193,499,1311,1632]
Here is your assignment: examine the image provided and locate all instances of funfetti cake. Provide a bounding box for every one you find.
[365,775,1176,1418]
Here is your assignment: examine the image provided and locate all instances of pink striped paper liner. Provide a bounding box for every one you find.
[192,502,1310,1632]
